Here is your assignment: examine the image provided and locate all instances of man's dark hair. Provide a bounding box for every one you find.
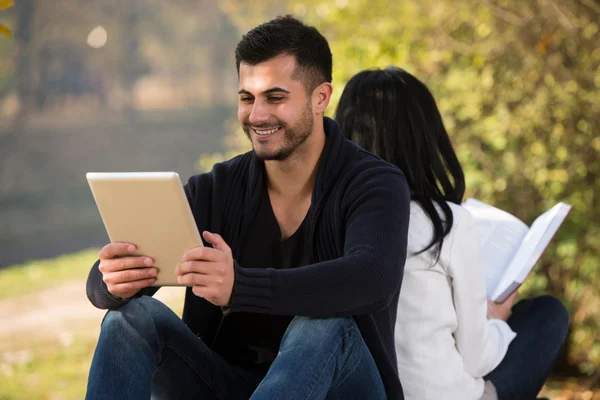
[235,15,333,93]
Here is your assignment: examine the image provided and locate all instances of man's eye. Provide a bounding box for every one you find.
[268,97,284,103]
[240,97,254,103]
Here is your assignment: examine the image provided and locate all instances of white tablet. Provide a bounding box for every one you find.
[86,172,202,286]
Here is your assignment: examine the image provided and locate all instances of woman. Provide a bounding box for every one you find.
[335,67,569,400]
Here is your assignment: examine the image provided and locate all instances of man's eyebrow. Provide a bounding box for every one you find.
[264,87,290,95]
[238,87,290,96]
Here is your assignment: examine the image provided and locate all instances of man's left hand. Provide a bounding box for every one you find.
[176,231,234,306]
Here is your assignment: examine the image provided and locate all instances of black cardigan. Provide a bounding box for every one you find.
[87,117,411,399]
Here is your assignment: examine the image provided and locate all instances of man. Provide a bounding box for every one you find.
[86,15,410,399]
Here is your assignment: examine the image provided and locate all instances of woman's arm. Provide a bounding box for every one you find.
[449,210,517,377]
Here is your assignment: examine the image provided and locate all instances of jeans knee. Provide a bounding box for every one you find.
[532,295,570,342]
[282,316,358,349]
[101,296,165,338]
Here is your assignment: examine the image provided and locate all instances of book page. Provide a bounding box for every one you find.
[491,202,572,301]
[462,199,529,296]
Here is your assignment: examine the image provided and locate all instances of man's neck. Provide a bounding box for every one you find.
[264,120,326,200]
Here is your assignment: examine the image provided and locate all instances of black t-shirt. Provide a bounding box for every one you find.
[212,183,312,367]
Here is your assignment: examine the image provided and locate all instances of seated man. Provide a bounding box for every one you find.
[85,16,410,400]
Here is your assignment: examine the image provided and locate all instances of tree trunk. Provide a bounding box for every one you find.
[11,0,37,135]
[1,0,37,193]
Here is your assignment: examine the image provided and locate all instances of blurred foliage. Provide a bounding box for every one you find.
[0,0,12,37]
[0,1,241,266]
[0,0,239,117]
[210,0,600,376]
[196,118,251,172]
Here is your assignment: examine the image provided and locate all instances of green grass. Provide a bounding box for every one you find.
[0,335,97,400]
[0,249,99,301]
[0,250,184,400]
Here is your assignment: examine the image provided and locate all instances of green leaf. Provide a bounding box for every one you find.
[0,23,11,38]
[0,0,14,12]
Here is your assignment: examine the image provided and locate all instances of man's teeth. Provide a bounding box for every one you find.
[254,127,279,136]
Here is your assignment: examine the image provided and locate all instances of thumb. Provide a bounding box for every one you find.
[505,290,519,305]
[203,231,230,252]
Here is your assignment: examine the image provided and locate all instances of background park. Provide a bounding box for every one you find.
[0,0,598,398]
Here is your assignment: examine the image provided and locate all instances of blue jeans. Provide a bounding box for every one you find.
[485,295,570,400]
[85,296,386,400]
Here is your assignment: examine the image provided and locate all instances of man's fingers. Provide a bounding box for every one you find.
[108,278,157,297]
[99,256,153,273]
[182,246,225,263]
[177,272,222,287]
[177,261,227,277]
[192,285,218,300]
[103,267,158,285]
[202,231,231,253]
[99,242,136,259]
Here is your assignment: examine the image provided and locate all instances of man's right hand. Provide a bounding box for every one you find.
[98,243,157,299]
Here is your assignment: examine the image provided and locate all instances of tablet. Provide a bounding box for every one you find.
[86,172,202,286]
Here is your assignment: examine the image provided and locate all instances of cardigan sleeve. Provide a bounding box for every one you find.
[228,167,410,317]
[449,210,516,377]
[86,259,159,310]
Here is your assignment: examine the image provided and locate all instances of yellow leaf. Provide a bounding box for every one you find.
[0,23,11,38]
[0,0,14,12]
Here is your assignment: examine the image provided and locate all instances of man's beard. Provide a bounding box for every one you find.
[243,104,314,161]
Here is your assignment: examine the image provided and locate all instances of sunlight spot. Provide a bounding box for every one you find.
[87,25,107,49]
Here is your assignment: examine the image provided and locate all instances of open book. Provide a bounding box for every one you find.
[462,199,572,303]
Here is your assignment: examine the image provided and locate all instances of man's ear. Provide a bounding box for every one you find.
[312,82,333,115]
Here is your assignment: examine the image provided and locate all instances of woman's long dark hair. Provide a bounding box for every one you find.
[335,67,465,256]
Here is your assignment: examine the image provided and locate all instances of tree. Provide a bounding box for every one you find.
[0,0,36,192]
[0,0,13,37]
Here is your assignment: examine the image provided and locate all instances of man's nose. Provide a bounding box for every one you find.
[248,99,270,125]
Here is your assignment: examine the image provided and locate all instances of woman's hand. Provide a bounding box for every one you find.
[487,290,519,321]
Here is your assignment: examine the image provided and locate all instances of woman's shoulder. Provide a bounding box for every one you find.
[409,200,474,229]
[408,200,477,256]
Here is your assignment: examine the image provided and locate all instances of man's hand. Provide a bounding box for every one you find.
[176,231,234,306]
[98,243,157,299]
[487,290,519,321]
